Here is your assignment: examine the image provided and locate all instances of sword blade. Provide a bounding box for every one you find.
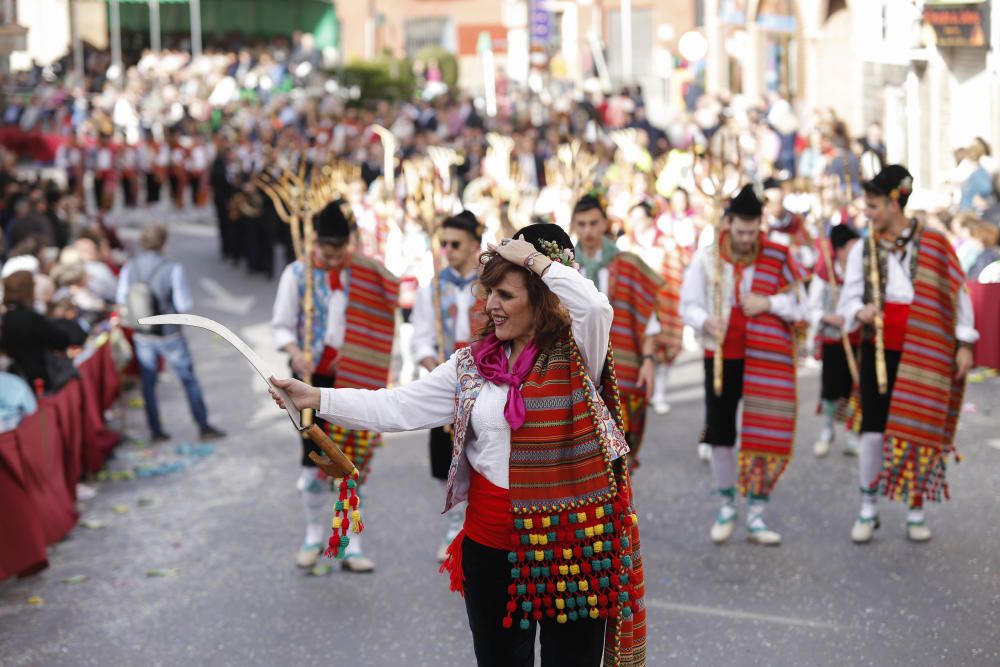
[138,314,302,430]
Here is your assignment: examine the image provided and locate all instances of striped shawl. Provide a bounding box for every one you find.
[735,235,806,497]
[335,256,400,390]
[878,225,967,503]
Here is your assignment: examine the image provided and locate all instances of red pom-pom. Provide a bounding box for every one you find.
[581,562,592,574]
[521,567,530,578]
[598,608,609,618]
[573,546,583,559]
[612,558,622,570]
[532,610,543,621]
[598,594,609,607]
[507,601,517,613]
[546,608,556,619]
[612,539,621,550]
[532,597,541,608]
[508,584,517,596]
[543,595,553,607]
[349,495,359,509]
[502,617,513,629]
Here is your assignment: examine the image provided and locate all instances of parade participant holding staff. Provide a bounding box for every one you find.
[837,165,977,544]
[271,198,399,572]
[573,194,663,468]
[410,210,485,561]
[680,185,808,546]
[808,224,861,458]
[270,224,646,667]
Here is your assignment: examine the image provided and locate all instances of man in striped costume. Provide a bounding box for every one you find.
[838,165,977,544]
[681,185,807,546]
[572,195,664,469]
[410,210,483,561]
[272,199,399,571]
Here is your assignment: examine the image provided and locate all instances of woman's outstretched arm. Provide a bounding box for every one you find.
[269,354,459,433]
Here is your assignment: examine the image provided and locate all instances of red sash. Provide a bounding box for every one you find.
[882,303,910,351]
[465,469,512,550]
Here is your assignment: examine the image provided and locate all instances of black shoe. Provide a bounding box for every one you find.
[199,426,226,441]
[151,432,171,444]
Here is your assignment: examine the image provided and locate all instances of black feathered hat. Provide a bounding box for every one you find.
[862,164,913,207]
[513,223,576,266]
[314,199,354,245]
[829,223,859,250]
[726,184,764,220]
[442,210,483,241]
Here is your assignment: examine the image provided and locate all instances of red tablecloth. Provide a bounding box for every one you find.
[968,282,1000,371]
[0,343,121,581]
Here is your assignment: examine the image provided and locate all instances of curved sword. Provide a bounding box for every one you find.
[139,314,357,478]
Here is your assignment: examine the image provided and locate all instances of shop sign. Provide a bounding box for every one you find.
[923,2,989,47]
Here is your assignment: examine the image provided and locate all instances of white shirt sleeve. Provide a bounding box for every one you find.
[767,283,806,323]
[542,261,613,384]
[680,249,710,331]
[837,241,865,333]
[318,353,458,431]
[956,287,979,344]
[807,276,828,332]
[272,264,300,351]
[410,284,438,363]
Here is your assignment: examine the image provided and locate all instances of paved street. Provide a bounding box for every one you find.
[2,220,999,666]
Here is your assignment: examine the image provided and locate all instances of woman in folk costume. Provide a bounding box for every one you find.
[617,199,685,416]
[573,194,664,469]
[410,210,486,561]
[271,224,647,667]
[808,223,862,458]
[271,198,399,572]
[680,185,808,546]
[837,165,977,544]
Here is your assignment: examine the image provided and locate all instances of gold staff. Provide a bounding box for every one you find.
[867,219,888,394]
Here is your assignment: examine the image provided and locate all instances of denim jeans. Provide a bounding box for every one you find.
[134,333,209,436]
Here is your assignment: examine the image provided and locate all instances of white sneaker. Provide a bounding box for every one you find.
[906,521,932,543]
[851,515,880,544]
[341,554,376,573]
[652,398,671,415]
[697,443,712,463]
[813,439,831,458]
[710,509,737,544]
[747,526,782,545]
[296,544,322,568]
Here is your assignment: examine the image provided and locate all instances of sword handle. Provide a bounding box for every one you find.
[304,424,358,479]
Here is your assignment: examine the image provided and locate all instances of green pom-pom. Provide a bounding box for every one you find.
[511,568,521,579]
[519,618,531,630]
[517,584,527,595]
[346,479,357,489]
[567,582,578,593]
[514,518,524,529]
[568,611,579,622]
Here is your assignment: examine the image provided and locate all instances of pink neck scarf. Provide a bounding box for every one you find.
[471,333,540,431]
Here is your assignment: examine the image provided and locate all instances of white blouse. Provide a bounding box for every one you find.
[317,261,615,489]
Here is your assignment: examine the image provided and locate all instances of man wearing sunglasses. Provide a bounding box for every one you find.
[411,210,484,562]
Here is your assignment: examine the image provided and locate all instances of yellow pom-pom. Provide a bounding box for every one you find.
[588,594,598,607]
[594,541,603,553]
[576,512,587,523]
[584,526,595,538]
[579,580,589,592]
[559,565,569,576]
[590,608,600,619]
[332,516,342,529]
[530,534,539,545]
[556,597,565,609]
[524,518,533,530]
[556,581,567,592]
[562,548,573,560]
[538,534,548,545]
[557,613,568,624]
[595,524,604,535]
[595,506,605,519]
[569,564,580,576]
[542,517,551,528]
[535,550,544,562]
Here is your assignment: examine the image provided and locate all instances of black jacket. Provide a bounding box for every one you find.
[0,305,72,389]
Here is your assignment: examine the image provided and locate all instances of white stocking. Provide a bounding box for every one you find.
[653,363,671,402]
[858,433,883,519]
[300,467,332,547]
[709,446,737,492]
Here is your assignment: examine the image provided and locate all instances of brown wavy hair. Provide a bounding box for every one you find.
[476,250,570,351]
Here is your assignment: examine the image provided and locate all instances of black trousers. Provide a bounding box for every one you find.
[429,426,453,480]
[702,357,745,447]
[462,537,607,667]
[820,341,855,402]
[859,342,902,433]
[145,173,160,203]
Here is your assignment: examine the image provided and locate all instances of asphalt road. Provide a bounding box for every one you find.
[2,217,999,666]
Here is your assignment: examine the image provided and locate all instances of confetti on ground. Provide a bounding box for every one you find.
[26,596,44,606]
[963,402,977,414]
[145,568,179,578]
[98,442,215,481]
[62,575,90,584]
[127,398,145,409]
[112,505,130,514]
[310,564,333,576]
[138,497,156,507]
[80,519,106,529]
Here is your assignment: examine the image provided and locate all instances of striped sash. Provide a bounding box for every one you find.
[335,256,400,390]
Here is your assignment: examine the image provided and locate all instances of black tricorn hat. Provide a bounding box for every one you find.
[513,223,575,264]
[315,199,353,244]
[862,164,913,204]
[726,184,763,220]
[829,223,859,250]
[443,210,483,241]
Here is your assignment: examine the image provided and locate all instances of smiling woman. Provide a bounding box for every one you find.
[269,223,648,666]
